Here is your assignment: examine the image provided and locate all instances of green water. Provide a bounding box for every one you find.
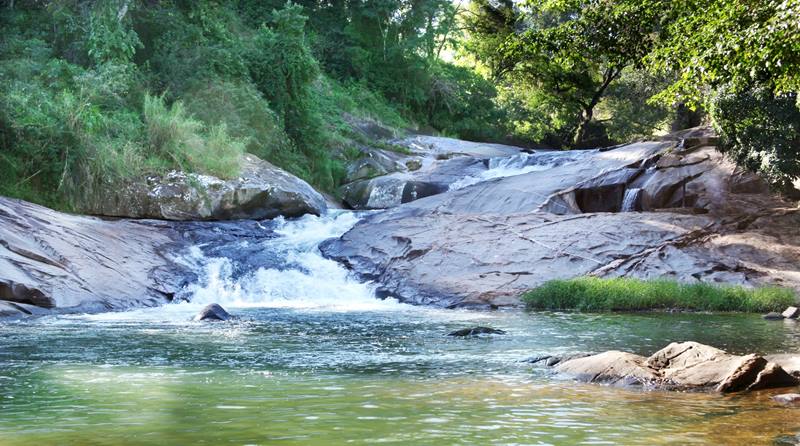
[2,306,800,445]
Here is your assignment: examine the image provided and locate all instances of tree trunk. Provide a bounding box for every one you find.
[572,66,620,147]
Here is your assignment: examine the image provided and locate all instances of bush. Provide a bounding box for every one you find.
[143,94,244,179]
[522,277,796,313]
[711,84,800,191]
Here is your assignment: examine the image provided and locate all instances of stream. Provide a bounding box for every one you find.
[2,212,800,445]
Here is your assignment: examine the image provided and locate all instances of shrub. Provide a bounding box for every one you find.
[711,84,800,192]
[142,94,244,179]
[522,277,796,313]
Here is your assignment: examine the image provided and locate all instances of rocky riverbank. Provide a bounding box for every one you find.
[2,128,799,316]
[322,128,800,308]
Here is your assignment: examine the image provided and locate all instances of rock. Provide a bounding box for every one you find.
[774,434,800,446]
[85,153,326,220]
[522,355,552,364]
[555,341,799,392]
[773,393,800,404]
[783,306,800,319]
[767,354,800,377]
[322,134,800,308]
[447,326,506,337]
[194,303,232,322]
[0,197,189,317]
[764,312,785,320]
[395,135,523,159]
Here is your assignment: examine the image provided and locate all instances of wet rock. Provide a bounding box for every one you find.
[194,303,232,322]
[447,326,506,337]
[773,394,800,404]
[783,306,800,319]
[555,342,799,392]
[767,354,800,377]
[85,153,326,220]
[774,434,800,446]
[522,355,552,364]
[764,312,785,320]
[0,197,190,317]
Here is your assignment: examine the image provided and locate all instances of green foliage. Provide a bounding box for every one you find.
[143,94,244,179]
[711,84,800,190]
[182,80,302,173]
[644,0,800,106]
[425,62,506,141]
[246,3,320,147]
[523,277,796,313]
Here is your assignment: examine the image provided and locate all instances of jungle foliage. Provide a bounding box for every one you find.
[0,0,798,209]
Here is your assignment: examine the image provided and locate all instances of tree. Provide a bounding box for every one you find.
[502,0,660,146]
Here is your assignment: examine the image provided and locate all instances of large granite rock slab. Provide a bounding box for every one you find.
[0,197,189,317]
[555,342,799,392]
[322,132,800,308]
[86,153,326,220]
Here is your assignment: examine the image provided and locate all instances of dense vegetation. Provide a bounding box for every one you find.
[0,0,798,209]
[523,277,796,313]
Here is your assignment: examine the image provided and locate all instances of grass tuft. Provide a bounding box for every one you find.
[522,277,796,313]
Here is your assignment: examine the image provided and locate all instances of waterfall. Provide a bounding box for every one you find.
[449,150,598,190]
[177,211,405,311]
[621,188,642,212]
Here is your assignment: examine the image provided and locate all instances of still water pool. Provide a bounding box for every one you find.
[2,308,800,445]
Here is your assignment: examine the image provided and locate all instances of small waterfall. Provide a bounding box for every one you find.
[177,211,405,311]
[450,150,597,190]
[621,188,642,212]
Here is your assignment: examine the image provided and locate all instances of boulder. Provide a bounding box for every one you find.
[0,197,189,317]
[554,342,798,393]
[764,312,785,320]
[85,153,326,220]
[783,306,800,319]
[447,326,506,337]
[194,303,232,322]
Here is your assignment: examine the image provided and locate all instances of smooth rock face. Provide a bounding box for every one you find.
[0,197,188,317]
[555,342,799,392]
[340,136,524,210]
[194,303,231,322]
[322,131,800,308]
[86,154,326,220]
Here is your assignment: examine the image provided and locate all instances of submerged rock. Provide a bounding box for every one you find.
[773,393,800,404]
[85,153,326,220]
[448,326,506,337]
[554,341,799,392]
[764,312,785,320]
[194,303,232,322]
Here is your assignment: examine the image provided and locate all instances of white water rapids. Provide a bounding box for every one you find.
[177,211,403,312]
[449,149,596,190]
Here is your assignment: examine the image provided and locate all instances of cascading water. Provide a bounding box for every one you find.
[177,210,403,312]
[621,188,642,212]
[449,149,598,190]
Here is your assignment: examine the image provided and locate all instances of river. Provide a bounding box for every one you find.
[1,212,800,445]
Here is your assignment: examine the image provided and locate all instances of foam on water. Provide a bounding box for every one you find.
[183,210,407,311]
